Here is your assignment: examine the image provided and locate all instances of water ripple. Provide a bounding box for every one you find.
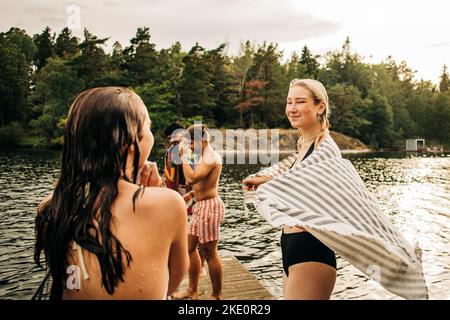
[1,150,449,299]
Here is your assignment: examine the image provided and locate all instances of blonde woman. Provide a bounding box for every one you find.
[243,79,428,300]
[243,79,336,299]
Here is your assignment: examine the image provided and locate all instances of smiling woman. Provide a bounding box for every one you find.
[243,79,428,300]
[286,79,330,151]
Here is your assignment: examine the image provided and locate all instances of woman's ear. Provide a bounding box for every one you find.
[318,101,326,115]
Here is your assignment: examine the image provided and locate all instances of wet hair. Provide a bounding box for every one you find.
[289,79,331,149]
[34,87,148,299]
[186,123,210,143]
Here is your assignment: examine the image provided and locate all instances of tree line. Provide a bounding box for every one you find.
[0,26,449,149]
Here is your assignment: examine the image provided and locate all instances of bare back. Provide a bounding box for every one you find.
[62,180,188,299]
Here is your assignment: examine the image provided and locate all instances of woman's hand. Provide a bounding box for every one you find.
[242,176,273,191]
[178,139,190,158]
[139,161,161,187]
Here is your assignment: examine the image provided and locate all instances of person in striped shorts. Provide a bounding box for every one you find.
[171,124,225,300]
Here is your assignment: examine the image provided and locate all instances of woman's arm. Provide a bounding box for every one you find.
[166,194,189,297]
[242,175,273,190]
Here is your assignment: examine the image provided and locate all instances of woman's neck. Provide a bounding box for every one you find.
[299,124,322,143]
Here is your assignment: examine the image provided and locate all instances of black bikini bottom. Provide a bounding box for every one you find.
[280,231,336,276]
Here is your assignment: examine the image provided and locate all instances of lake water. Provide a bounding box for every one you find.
[0,148,449,299]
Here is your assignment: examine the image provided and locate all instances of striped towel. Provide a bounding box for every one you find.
[243,135,428,299]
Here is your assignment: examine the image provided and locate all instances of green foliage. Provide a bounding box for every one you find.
[206,44,237,127]
[439,65,449,93]
[157,42,186,116]
[135,81,177,135]
[182,116,204,128]
[248,42,286,127]
[0,122,25,147]
[4,27,37,64]
[363,90,396,147]
[298,45,320,79]
[179,44,216,120]
[328,84,370,138]
[55,27,79,58]
[71,29,110,87]
[122,27,158,86]
[31,57,83,143]
[1,26,449,149]
[319,38,373,96]
[430,92,450,143]
[0,29,35,126]
[33,26,55,71]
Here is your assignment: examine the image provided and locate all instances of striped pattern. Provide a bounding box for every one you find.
[244,136,428,299]
[189,196,225,244]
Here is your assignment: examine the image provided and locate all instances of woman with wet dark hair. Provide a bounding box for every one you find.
[34,87,188,299]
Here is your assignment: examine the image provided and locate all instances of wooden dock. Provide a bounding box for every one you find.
[176,256,275,300]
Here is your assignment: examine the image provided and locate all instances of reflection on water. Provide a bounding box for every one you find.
[0,149,449,299]
[0,150,60,299]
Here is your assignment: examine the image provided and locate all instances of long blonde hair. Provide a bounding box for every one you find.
[289,79,331,150]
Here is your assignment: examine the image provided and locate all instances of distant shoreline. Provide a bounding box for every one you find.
[9,129,449,153]
[216,148,373,155]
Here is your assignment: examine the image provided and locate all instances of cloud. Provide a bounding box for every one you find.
[1,0,78,35]
[0,0,340,51]
[428,41,450,48]
[124,0,340,48]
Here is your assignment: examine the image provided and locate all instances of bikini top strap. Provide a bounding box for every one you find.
[73,242,90,280]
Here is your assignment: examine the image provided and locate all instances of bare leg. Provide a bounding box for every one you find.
[200,240,223,300]
[171,235,201,300]
[198,245,207,276]
[284,262,336,300]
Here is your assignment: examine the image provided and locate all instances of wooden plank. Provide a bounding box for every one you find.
[175,255,275,300]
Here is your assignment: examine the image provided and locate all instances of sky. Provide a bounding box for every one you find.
[1,0,449,84]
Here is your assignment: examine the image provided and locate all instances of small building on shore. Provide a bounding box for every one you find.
[406,139,425,151]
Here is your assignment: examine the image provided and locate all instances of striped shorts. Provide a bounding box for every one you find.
[188,196,225,244]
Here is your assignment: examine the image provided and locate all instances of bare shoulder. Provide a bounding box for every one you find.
[137,187,186,222]
[37,192,53,214]
[202,149,223,166]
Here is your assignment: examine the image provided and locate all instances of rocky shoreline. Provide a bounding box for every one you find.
[212,128,371,154]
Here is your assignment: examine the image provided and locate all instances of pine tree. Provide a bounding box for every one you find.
[439,64,449,92]
[33,26,55,70]
[234,80,267,127]
[299,45,320,79]
[179,43,215,120]
[122,27,158,86]
[55,27,79,58]
[0,28,36,127]
[71,29,109,87]
[364,89,396,147]
[205,44,236,126]
[248,42,285,127]
[0,31,33,126]
[158,42,185,116]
